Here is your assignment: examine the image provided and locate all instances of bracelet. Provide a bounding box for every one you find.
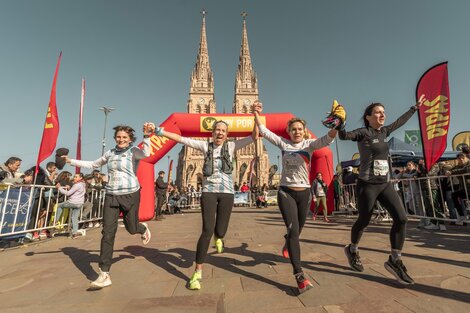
[156,127,164,136]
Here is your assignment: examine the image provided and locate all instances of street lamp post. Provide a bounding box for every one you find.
[99,106,115,171]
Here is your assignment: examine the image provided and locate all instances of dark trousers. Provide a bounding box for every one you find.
[351,180,408,250]
[99,190,145,272]
[451,190,467,217]
[195,192,234,264]
[277,187,312,275]
[155,193,166,217]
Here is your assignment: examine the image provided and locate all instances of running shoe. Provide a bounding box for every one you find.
[187,271,202,290]
[295,272,313,294]
[384,256,415,285]
[89,269,112,289]
[214,238,224,253]
[344,244,364,272]
[141,223,151,245]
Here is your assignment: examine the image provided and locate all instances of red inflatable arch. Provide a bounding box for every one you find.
[136,113,335,221]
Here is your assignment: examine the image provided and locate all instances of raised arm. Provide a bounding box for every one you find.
[252,101,287,149]
[134,122,154,159]
[386,94,426,135]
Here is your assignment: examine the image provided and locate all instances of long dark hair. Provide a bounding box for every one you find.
[363,103,384,127]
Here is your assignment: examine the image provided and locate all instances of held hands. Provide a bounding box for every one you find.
[143,122,156,135]
[252,101,263,115]
[322,99,347,130]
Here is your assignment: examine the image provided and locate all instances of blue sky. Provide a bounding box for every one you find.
[1,0,469,175]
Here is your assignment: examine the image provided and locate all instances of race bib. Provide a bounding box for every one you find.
[373,160,389,176]
[108,172,123,187]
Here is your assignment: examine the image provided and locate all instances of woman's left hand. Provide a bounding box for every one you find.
[416,94,426,109]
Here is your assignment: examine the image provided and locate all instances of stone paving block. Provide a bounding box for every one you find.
[224,290,304,313]
[323,299,413,313]
[347,280,416,300]
[172,276,242,297]
[121,293,225,313]
[240,273,299,293]
[396,296,470,313]
[297,283,361,307]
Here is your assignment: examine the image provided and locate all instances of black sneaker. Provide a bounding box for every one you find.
[344,244,364,272]
[384,256,414,285]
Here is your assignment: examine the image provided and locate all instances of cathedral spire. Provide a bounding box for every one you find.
[190,9,214,93]
[233,11,258,113]
[188,9,216,113]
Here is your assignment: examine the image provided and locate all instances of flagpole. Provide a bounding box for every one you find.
[99,106,115,172]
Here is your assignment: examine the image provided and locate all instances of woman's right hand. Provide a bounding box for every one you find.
[61,155,71,164]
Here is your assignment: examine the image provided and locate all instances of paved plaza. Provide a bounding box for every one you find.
[1,206,469,313]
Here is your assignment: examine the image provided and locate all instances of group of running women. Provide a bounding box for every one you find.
[63,95,426,293]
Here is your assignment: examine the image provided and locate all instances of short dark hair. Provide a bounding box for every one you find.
[46,162,56,168]
[5,157,21,165]
[158,171,165,175]
[462,145,470,154]
[113,125,136,142]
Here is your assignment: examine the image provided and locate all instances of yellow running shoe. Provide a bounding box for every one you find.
[214,238,224,253]
[188,271,202,290]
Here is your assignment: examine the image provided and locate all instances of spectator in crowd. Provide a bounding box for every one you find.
[240,182,250,193]
[333,174,342,211]
[0,157,23,184]
[461,145,470,158]
[311,172,330,222]
[254,101,337,294]
[398,161,427,227]
[55,171,73,202]
[63,122,154,289]
[156,119,257,291]
[44,162,58,186]
[54,173,86,238]
[418,162,445,230]
[342,166,358,209]
[256,185,268,208]
[22,169,34,184]
[447,152,470,225]
[154,170,168,221]
[437,162,458,221]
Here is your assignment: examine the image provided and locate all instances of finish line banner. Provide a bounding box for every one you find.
[199,116,266,133]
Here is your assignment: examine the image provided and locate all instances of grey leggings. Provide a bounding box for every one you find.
[195,192,234,264]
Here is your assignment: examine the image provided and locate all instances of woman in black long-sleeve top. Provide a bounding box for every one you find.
[339,95,425,285]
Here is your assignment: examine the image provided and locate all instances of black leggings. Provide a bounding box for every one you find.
[277,187,312,274]
[195,192,234,264]
[351,180,408,250]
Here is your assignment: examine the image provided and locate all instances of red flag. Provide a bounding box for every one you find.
[36,52,62,174]
[167,159,173,183]
[416,62,450,171]
[75,78,86,174]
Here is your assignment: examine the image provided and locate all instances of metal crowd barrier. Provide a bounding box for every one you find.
[0,183,106,239]
[169,191,254,210]
[335,173,470,225]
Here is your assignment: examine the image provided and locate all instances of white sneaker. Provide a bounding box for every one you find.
[424,223,439,230]
[90,270,112,289]
[88,222,93,228]
[141,223,151,245]
[94,222,101,228]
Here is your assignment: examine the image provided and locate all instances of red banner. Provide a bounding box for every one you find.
[76,78,85,174]
[36,52,62,174]
[416,62,450,171]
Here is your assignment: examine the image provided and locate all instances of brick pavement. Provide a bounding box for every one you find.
[0,206,469,313]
